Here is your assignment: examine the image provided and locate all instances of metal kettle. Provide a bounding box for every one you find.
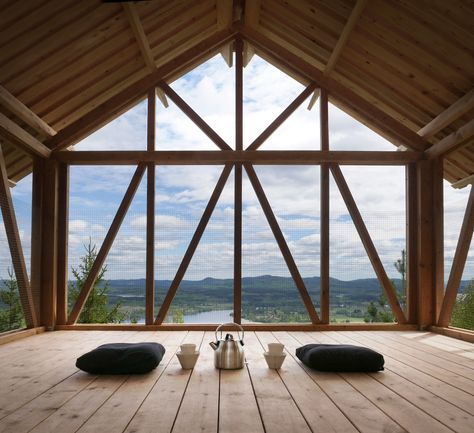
[209,322,245,369]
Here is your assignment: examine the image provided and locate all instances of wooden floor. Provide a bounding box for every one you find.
[0,330,472,433]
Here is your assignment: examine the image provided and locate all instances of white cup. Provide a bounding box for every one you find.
[267,343,285,355]
[180,343,196,354]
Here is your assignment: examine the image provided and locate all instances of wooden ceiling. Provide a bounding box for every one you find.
[0,0,472,186]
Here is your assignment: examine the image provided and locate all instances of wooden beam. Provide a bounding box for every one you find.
[154,164,233,324]
[146,90,155,325]
[67,164,146,324]
[425,119,474,158]
[0,112,51,158]
[330,164,407,324]
[56,163,69,325]
[243,41,255,67]
[406,163,418,323]
[307,0,367,110]
[438,185,474,327]
[220,42,234,67]
[0,145,38,327]
[157,81,233,151]
[53,150,424,165]
[416,160,436,328]
[240,25,430,151]
[418,89,474,139]
[122,3,168,108]
[320,89,330,324]
[0,86,56,137]
[47,27,237,151]
[325,0,368,73]
[429,325,474,344]
[452,173,474,189]
[433,158,444,321]
[246,83,317,150]
[244,163,321,324]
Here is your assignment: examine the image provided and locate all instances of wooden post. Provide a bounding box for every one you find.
[146,90,156,325]
[416,160,435,328]
[406,163,418,323]
[40,159,59,329]
[30,158,44,322]
[0,145,38,328]
[432,158,444,321]
[56,163,69,325]
[234,37,243,323]
[320,88,330,323]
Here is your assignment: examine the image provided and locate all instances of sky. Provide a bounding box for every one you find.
[1,53,472,288]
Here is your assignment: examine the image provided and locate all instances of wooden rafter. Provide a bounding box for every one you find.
[54,150,423,165]
[320,88,330,323]
[122,3,168,107]
[158,81,232,151]
[146,90,156,325]
[243,0,260,66]
[0,86,56,137]
[330,164,407,324]
[67,164,146,324]
[155,164,233,324]
[246,83,317,150]
[234,37,243,324]
[0,145,38,327]
[452,173,474,189]
[0,112,51,158]
[418,88,474,139]
[308,0,368,110]
[437,185,474,327]
[240,25,430,152]
[244,163,321,324]
[425,119,474,158]
[47,27,237,152]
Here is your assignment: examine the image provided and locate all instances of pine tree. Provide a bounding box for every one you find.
[451,280,474,330]
[69,241,125,323]
[0,268,25,332]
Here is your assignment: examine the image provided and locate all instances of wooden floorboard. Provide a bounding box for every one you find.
[0,330,472,433]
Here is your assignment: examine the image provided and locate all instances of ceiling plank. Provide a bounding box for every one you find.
[122,3,168,108]
[0,85,56,137]
[0,112,51,158]
[217,0,234,67]
[240,25,429,151]
[425,118,474,158]
[46,27,237,151]
[418,88,474,139]
[243,0,260,65]
[308,0,368,110]
[452,173,474,189]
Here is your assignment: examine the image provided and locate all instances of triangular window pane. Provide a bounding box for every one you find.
[243,55,305,149]
[75,100,147,150]
[329,103,395,151]
[163,53,234,149]
[242,169,311,323]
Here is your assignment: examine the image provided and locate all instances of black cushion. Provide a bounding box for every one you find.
[296,344,384,372]
[76,342,165,374]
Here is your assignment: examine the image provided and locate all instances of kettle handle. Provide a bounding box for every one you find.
[215,322,244,343]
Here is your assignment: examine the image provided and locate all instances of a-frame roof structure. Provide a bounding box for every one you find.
[0,0,472,185]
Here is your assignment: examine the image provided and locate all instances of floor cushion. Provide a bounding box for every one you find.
[296,344,384,372]
[76,342,165,374]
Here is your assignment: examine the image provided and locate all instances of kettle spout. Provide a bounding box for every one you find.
[209,341,218,350]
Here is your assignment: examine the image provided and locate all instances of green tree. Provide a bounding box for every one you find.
[394,249,407,306]
[451,280,474,330]
[0,268,25,332]
[69,241,125,323]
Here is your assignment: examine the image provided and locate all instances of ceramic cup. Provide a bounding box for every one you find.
[267,343,285,355]
[180,343,196,354]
